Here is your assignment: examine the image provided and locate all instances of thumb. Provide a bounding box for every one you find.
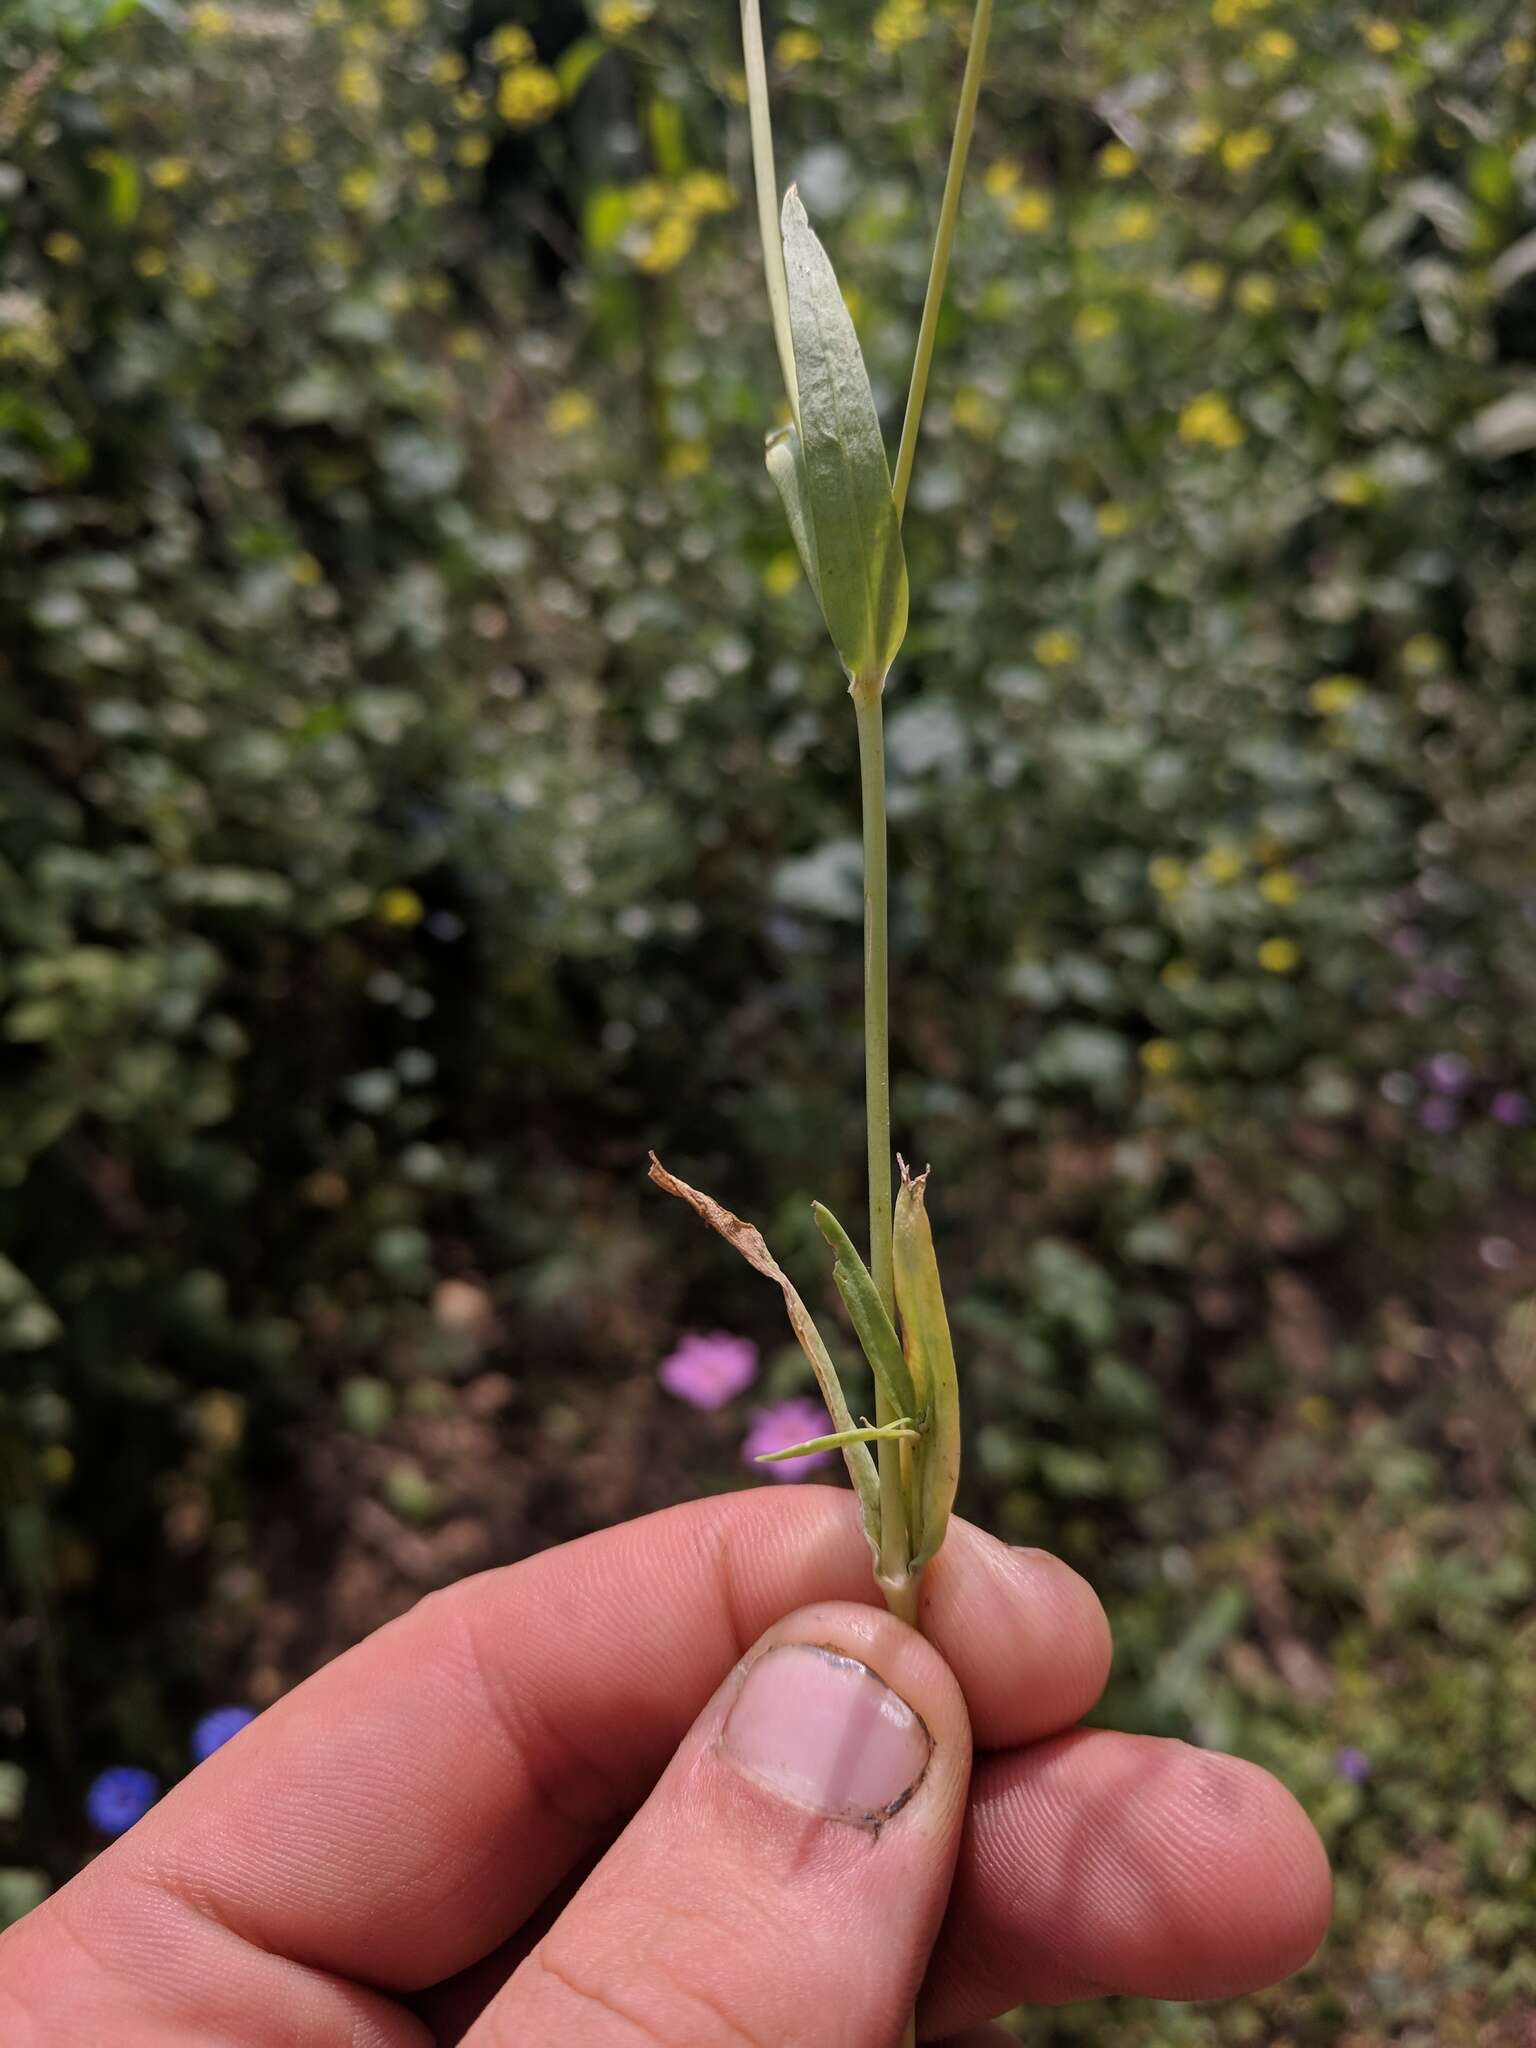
[466,1598,972,2047]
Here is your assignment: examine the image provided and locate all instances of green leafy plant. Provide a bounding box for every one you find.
[652,0,991,1632]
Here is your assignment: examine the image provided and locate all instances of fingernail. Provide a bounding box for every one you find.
[721,1643,931,1824]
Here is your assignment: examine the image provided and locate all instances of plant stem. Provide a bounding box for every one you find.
[891,0,994,523]
[853,678,907,1596]
[740,0,800,428]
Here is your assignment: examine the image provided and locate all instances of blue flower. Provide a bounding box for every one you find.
[85,1766,159,1836]
[190,1705,256,1763]
[1332,1745,1371,1785]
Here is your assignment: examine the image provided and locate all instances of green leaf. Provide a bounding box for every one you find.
[756,1418,918,1463]
[765,424,821,605]
[556,36,606,102]
[812,1200,916,1420]
[780,188,908,687]
[89,148,139,228]
[892,1161,960,1571]
[646,96,688,180]
[648,1155,882,1560]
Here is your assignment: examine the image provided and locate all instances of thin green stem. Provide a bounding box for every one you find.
[854,680,906,1595]
[740,0,800,427]
[891,0,994,522]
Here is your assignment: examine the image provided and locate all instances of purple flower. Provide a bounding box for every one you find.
[1388,926,1426,961]
[658,1331,758,1411]
[1419,1097,1459,1134]
[1333,1746,1371,1785]
[1424,1052,1472,1095]
[85,1766,159,1836]
[190,1705,257,1764]
[743,1396,835,1482]
[1491,1091,1531,1128]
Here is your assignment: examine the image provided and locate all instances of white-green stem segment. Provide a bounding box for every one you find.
[741,0,800,429]
[853,675,910,1605]
[891,0,995,523]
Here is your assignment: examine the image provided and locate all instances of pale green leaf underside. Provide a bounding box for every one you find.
[780,188,909,687]
[765,425,822,606]
[756,1417,919,1463]
[893,1162,961,1572]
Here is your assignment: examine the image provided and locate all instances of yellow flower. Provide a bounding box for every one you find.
[1258,936,1299,974]
[873,0,927,48]
[379,887,424,928]
[188,2,231,34]
[1309,673,1362,715]
[416,169,451,205]
[1180,260,1226,305]
[498,65,562,125]
[763,550,802,596]
[431,51,467,85]
[457,134,491,166]
[1211,0,1269,23]
[1250,27,1297,60]
[315,0,341,20]
[1505,36,1533,63]
[1178,391,1244,448]
[488,22,535,62]
[448,328,485,360]
[40,1445,75,1487]
[1095,500,1130,537]
[598,0,652,34]
[344,22,381,52]
[677,169,734,215]
[1236,272,1277,313]
[150,156,191,190]
[405,121,436,157]
[1202,842,1246,884]
[384,0,423,26]
[1009,188,1053,233]
[1033,628,1080,668]
[1402,633,1443,674]
[1161,958,1195,992]
[339,166,380,211]
[181,262,216,299]
[282,128,315,163]
[628,177,668,221]
[1149,856,1187,898]
[135,247,168,278]
[1260,869,1300,905]
[1110,201,1156,242]
[1098,142,1136,178]
[1222,127,1274,175]
[338,61,382,110]
[455,89,487,121]
[635,211,696,273]
[952,388,999,436]
[1176,118,1221,156]
[1360,18,1401,52]
[664,440,709,480]
[547,389,597,435]
[983,157,1021,197]
[774,27,821,64]
[290,553,323,587]
[1141,1038,1181,1075]
[1074,303,1118,342]
[44,232,83,265]
[1325,467,1375,506]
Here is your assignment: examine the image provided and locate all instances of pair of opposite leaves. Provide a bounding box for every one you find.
[767,190,909,694]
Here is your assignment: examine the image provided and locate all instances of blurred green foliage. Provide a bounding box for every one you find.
[2,0,1535,2037]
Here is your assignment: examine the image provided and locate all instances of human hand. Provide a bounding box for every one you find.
[0,1490,1329,2045]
